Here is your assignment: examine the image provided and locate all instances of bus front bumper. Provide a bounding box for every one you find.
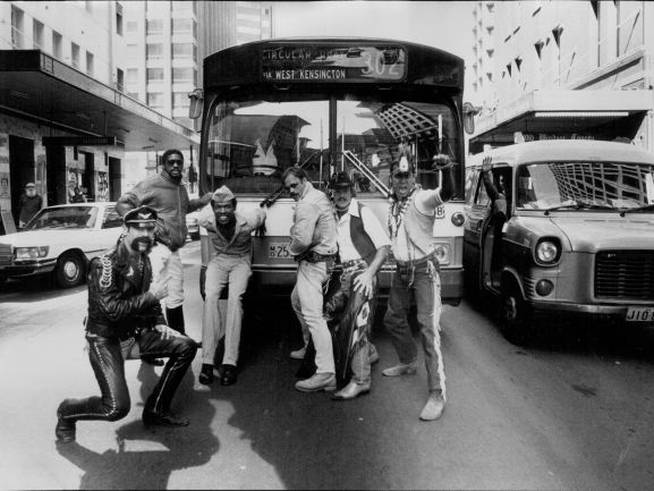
[252,265,464,305]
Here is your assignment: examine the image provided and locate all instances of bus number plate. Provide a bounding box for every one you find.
[626,307,654,322]
[269,243,291,259]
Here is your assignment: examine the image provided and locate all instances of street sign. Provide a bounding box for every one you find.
[42,136,116,147]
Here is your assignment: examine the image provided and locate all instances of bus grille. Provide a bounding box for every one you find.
[0,243,12,266]
[595,250,654,300]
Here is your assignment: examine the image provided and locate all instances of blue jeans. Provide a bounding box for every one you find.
[383,258,446,395]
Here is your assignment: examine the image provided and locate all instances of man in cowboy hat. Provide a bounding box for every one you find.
[197,186,265,386]
[326,171,389,400]
[55,206,198,444]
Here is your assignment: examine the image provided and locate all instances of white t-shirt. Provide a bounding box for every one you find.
[391,189,442,262]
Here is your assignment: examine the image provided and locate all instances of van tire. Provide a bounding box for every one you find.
[500,282,532,345]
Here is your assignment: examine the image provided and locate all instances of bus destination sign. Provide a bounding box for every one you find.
[261,45,406,83]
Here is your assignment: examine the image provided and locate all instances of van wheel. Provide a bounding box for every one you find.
[55,252,86,288]
[500,283,532,345]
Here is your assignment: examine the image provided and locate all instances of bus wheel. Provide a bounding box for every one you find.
[500,282,532,345]
[55,252,86,288]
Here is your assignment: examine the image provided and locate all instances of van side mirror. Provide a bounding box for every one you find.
[188,89,204,120]
[463,102,479,135]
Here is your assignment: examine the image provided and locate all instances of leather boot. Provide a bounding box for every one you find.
[166,306,186,335]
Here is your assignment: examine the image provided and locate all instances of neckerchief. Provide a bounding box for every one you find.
[387,185,418,240]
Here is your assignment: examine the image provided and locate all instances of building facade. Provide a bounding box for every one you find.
[121,1,272,192]
[0,1,195,234]
[468,1,654,154]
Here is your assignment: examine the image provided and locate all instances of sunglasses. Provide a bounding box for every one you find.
[284,183,300,191]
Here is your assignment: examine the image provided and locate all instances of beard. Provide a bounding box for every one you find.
[130,236,154,253]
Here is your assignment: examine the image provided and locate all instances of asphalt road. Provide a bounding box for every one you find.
[1,240,653,490]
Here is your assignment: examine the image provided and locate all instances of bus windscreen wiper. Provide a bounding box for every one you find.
[620,203,654,216]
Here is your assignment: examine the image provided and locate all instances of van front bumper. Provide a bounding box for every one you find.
[529,300,654,316]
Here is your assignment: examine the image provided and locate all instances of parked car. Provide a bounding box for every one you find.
[464,140,654,343]
[186,210,200,241]
[0,202,123,288]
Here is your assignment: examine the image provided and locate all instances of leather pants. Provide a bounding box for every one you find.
[58,330,197,423]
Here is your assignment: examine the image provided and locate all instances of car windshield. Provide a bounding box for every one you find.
[25,206,99,230]
[204,96,460,196]
[515,161,654,211]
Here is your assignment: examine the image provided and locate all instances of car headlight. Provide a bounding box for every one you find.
[432,243,450,265]
[15,246,49,260]
[535,240,559,264]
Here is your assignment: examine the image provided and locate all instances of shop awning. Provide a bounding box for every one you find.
[469,89,653,153]
[0,50,199,151]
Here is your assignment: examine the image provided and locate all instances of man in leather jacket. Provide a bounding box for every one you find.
[55,206,198,444]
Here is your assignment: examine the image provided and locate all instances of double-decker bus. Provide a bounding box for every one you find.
[190,38,476,304]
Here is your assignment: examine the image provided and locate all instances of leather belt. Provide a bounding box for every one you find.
[394,250,438,268]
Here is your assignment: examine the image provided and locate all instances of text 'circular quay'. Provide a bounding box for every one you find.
[1,2,654,490]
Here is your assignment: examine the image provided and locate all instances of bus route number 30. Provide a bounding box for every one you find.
[269,242,291,258]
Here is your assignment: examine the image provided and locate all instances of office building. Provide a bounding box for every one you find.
[0,0,196,232]
[468,1,654,153]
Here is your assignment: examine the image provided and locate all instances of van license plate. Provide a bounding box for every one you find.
[625,307,654,322]
[268,242,291,259]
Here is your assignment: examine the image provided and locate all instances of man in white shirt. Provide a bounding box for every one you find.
[326,172,389,400]
[383,154,457,421]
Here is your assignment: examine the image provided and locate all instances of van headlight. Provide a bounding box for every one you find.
[535,239,560,265]
[15,246,49,260]
[433,243,450,265]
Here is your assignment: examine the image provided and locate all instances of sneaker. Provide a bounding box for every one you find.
[295,372,336,392]
[419,392,446,421]
[382,361,418,377]
[289,345,307,360]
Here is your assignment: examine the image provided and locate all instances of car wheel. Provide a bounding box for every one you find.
[55,252,87,288]
[500,282,533,345]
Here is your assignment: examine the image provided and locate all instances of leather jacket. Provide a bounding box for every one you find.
[86,241,165,340]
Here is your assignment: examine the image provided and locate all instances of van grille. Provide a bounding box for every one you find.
[0,243,12,266]
[595,250,654,300]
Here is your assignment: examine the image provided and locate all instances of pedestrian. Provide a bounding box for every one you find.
[117,149,212,336]
[55,206,198,444]
[70,186,87,203]
[18,182,43,228]
[325,172,389,400]
[283,166,338,392]
[382,152,457,421]
[197,185,266,386]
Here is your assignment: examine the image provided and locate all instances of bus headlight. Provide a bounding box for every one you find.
[15,246,49,260]
[451,211,465,227]
[535,239,560,265]
[433,243,450,265]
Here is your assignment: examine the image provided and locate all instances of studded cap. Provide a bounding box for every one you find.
[123,205,158,228]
